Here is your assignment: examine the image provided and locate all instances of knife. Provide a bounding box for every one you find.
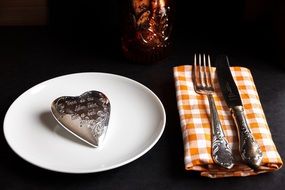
[216,55,263,169]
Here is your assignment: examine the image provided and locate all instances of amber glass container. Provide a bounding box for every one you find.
[120,0,173,63]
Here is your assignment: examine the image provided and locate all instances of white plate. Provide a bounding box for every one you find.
[3,73,166,173]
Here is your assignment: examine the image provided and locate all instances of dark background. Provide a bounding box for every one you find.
[46,0,285,62]
[0,0,285,189]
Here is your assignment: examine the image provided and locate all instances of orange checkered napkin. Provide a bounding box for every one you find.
[174,65,283,178]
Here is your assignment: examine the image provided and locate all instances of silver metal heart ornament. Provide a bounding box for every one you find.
[51,91,111,147]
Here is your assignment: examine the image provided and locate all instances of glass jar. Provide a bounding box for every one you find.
[120,0,173,63]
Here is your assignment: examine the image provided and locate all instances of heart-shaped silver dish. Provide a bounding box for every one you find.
[51,91,110,147]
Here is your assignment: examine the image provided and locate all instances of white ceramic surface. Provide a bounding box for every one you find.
[3,73,166,173]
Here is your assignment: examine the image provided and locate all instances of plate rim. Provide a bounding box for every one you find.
[3,72,166,173]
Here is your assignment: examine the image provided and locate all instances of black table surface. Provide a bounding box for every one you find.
[0,24,285,189]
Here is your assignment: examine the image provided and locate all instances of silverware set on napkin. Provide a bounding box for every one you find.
[192,54,263,169]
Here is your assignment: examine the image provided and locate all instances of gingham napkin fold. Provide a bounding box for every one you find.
[174,65,283,178]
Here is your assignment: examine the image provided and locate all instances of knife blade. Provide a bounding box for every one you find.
[216,55,263,169]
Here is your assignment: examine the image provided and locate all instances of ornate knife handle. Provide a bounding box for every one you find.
[231,106,263,169]
[207,95,234,169]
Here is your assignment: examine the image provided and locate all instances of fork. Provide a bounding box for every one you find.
[192,54,234,169]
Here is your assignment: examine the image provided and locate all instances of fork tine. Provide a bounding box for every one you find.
[203,54,209,87]
[198,54,204,87]
[193,54,197,86]
[207,55,214,88]
[193,54,214,90]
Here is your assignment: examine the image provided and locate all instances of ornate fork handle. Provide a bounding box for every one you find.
[207,94,234,169]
